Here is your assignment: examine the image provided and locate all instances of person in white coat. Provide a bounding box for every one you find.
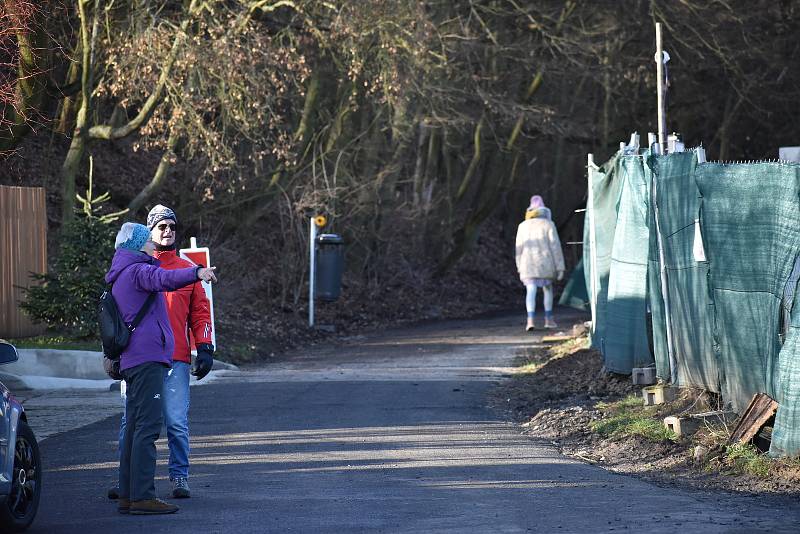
[515,195,565,331]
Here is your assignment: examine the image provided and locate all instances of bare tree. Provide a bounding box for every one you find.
[0,0,47,153]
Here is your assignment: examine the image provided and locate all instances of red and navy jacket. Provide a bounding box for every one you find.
[153,249,213,363]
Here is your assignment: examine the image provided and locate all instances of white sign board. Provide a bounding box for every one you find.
[779,147,800,163]
[179,237,216,347]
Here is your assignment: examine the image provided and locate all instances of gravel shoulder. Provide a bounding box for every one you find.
[489,325,800,498]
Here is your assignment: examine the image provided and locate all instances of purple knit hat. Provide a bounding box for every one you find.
[528,195,544,210]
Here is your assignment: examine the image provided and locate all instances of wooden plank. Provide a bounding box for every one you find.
[728,393,778,445]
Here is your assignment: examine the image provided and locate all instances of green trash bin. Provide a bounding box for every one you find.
[315,233,344,301]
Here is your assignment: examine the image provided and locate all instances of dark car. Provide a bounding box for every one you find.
[0,341,40,532]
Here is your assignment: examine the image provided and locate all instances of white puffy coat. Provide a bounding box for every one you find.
[515,212,565,280]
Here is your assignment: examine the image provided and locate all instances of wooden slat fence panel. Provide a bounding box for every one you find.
[0,185,47,337]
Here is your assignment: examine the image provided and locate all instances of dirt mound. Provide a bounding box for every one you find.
[492,332,800,497]
[494,338,638,419]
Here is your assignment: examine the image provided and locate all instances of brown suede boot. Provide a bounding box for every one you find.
[129,498,179,515]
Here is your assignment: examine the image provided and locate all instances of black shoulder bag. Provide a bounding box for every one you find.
[98,286,156,361]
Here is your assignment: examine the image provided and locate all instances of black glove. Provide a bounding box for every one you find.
[103,355,123,381]
[192,343,214,380]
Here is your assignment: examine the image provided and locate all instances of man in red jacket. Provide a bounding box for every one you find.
[110,205,214,501]
[146,204,214,498]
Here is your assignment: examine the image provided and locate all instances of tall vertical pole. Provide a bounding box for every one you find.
[655,23,667,152]
[309,217,317,328]
[652,171,678,383]
[654,22,677,382]
[587,154,599,338]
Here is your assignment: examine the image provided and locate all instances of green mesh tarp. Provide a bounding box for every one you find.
[647,169,669,381]
[602,155,654,373]
[559,259,589,310]
[582,192,594,317]
[648,153,718,390]
[696,163,800,413]
[772,274,800,456]
[584,154,622,351]
[585,150,800,454]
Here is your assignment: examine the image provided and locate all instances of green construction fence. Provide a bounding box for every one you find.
[584,149,800,456]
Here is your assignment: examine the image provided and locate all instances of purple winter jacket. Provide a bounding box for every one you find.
[105,248,199,371]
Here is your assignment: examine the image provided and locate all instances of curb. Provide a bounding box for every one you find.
[2,348,239,391]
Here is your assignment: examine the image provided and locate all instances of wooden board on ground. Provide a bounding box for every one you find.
[728,393,778,445]
[541,335,572,343]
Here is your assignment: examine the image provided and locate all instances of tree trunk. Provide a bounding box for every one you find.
[324,81,356,154]
[411,120,430,209]
[506,71,542,151]
[602,42,611,150]
[55,58,81,135]
[61,0,99,224]
[127,128,179,214]
[436,150,515,276]
[441,128,456,225]
[422,126,440,212]
[454,116,485,202]
[87,15,189,141]
[439,69,545,275]
[60,0,197,223]
[712,90,745,162]
[0,0,49,152]
[294,70,320,156]
[244,69,328,228]
[551,74,588,214]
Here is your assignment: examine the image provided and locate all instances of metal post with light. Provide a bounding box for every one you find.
[308,214,327,328]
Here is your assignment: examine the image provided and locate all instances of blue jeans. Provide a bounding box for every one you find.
[119,361,191,480]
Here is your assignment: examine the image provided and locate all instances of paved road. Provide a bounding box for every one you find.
[28,312,800,533]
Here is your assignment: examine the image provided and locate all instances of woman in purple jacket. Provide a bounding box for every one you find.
[106,223,217,515]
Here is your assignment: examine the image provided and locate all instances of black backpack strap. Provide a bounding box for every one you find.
[108,262,157,333]
[128,292,157,332]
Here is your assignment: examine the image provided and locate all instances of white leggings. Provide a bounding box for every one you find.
[526,284,553,315]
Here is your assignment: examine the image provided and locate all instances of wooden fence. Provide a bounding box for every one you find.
[0,185,47,338]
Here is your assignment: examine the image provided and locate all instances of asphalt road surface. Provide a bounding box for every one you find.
[31,312,800,533]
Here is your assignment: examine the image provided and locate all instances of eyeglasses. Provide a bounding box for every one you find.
[157,223,176,231]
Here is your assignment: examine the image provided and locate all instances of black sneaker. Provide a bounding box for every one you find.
[171,477,191,498]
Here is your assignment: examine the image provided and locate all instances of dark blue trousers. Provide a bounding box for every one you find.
[119,362,167,501]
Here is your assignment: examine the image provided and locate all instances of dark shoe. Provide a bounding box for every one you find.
[129,498,179,515]
[108,485,120,500]
[118,498,130,514]
[171,477,191,498]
